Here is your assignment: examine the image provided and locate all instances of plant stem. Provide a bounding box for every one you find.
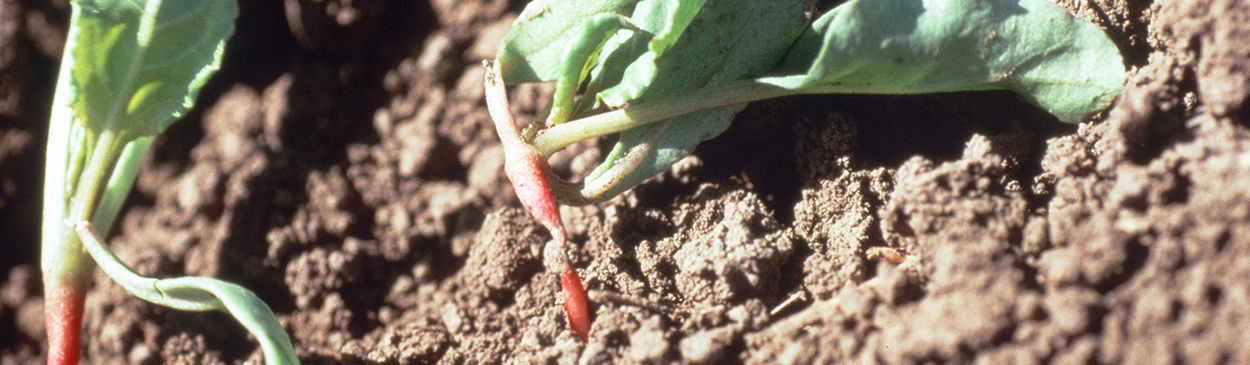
[71,221,301,365]
[42,12,83,358]
[561,264,591,340]
[531,80,799,156]
[486,61,595,340]
[530,78,1004,157]
[93,137,154,234]
[42,117,127,365]
[44,280,84,365]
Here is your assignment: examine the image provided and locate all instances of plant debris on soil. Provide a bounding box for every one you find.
[3,0,1250,364]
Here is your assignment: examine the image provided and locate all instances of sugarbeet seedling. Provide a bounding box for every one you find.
[484,62,592,338]
[490,0,1124,340]
[42,1,297,364]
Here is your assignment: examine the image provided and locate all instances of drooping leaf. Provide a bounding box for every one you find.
[73,222,298,365]
[760,0,1125,122]
[70,0,237,139]
[578,105,746,201]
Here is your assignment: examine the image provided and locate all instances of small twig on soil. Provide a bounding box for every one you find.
[769,290,810,317]
[866,246,907,265]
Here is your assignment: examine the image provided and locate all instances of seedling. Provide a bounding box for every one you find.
[484,62,591,339]
[41,1,296,364]
[491,0,1124,339]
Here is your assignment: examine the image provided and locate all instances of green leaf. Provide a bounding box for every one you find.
[594,0,810,107]
[760,0,1125,122]
[42,1,247,362]
[585,0,707,106]
[501,0,1124,206]
[498,0,640,83]
[574,0,810,201]
[70,0,237,139]
[636,0,705,57]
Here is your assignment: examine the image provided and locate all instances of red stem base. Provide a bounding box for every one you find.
[561,264,591,340]
[45,281,86,365]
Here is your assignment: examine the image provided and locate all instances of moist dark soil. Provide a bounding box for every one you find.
[4,0,1250,364]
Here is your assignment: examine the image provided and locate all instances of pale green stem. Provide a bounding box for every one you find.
[531,79,1003,156]
[93,136,153,233]
[43,126,126,284]
[41,2,90,284]
[532,80,798,156]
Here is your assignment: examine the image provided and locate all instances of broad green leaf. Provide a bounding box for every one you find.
[760,0,1125,122]
[585,0,707,106]
[70,0,237,139]
[499,0,1124,206]
[637,0,705,57]
[498,0,640,83]
[595,0,810,107]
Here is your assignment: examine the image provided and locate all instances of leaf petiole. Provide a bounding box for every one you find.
[71,221,300,365]
[527,77,994,203]
[531,79,792,156]
[533,76,1030,157]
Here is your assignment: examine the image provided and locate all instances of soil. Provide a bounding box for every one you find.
[2,0,1249,364]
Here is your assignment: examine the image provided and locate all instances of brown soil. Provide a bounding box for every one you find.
[3,0,1250,364]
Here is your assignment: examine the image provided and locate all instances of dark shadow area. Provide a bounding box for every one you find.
[691,89,1073,227]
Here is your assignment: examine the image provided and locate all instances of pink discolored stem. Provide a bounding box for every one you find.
[45,280,85,365]
[484,61,568,243]
[484,61,592,340]
[561,263,591,340]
